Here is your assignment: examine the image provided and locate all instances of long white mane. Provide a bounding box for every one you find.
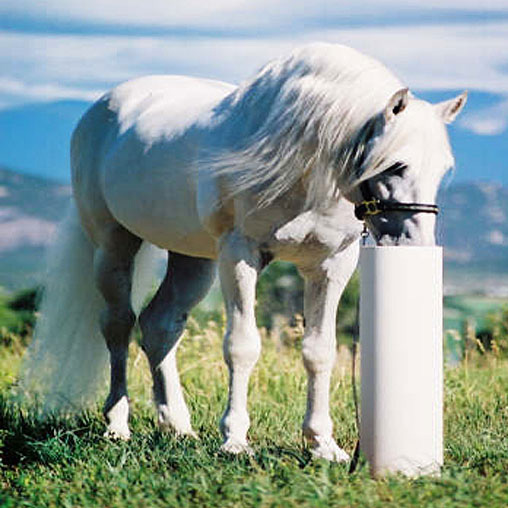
[208,43,405,208]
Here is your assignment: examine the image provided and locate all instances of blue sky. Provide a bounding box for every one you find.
[0,1,507,183]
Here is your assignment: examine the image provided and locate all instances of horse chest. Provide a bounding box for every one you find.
[267,209,362,266]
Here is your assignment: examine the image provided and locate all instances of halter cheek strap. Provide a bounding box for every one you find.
[354,181,439,221]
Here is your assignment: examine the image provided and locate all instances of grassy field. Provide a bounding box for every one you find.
[0,313,508,507]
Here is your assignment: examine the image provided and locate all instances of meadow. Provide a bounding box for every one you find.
[0,301,507,507]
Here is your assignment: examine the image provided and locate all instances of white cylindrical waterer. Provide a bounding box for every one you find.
[359,246,443,477]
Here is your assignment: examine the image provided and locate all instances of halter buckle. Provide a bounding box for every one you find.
[363,199,382,216]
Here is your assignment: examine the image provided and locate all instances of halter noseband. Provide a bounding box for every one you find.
[354,181,439,221]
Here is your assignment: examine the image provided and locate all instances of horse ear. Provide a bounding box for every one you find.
[384,88,410,123]
[435,91,468,124]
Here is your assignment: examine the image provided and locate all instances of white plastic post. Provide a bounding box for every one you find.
[359,246,443,477]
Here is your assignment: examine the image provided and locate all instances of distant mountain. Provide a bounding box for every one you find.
[0,167,71,289]
[438,182,508,295]
[439,181,508,264]
[1,167,508,294]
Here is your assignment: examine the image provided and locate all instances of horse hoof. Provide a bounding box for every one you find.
[159,422,199,439]
[157,405,198,438]
[220,438,254,456]
[310,437,350,462]
[103,426,131,441]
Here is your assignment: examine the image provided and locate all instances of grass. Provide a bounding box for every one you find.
[0,313,508,507]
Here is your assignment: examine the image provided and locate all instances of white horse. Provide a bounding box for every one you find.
[22,43,466,461]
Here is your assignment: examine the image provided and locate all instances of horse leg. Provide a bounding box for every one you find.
[139,252,216,436]
[94,226,142,440]
[218,231,261,454]
[300,241,359,461]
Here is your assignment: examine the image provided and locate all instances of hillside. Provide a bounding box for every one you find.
[1,167,508,294]
[438,182,508,295]
[439,181,508,263]
[0,168,71,289]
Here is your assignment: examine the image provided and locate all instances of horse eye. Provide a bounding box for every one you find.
[385,161,407,177]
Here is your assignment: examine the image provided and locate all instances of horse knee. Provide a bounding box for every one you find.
[302,334,336,374]
[224,326,261,370]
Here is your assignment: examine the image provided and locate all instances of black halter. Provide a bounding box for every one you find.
[354,181,439,221]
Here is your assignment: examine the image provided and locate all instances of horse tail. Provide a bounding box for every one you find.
[20,203,160,413]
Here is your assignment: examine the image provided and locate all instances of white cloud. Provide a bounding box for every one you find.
[383,0,508,9]
[0,77,102,105]
[459,98,508,135]
[1,20,508,138]
[312,22,508,93]
[0,30,296,103]
[487,230,507,245]
[4,21,508,89]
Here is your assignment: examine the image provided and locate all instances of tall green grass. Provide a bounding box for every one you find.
[0,311,507,507]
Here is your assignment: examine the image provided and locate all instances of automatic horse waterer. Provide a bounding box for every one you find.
[359,246,443,477]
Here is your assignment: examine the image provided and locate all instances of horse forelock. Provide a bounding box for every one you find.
[206,43,410,208]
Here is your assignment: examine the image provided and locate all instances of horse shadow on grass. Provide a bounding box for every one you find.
[0,393,107,467]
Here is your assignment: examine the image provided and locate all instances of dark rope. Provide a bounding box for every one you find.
[348,296,362,474]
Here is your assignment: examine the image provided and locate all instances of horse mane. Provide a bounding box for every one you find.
[207,42,405,208]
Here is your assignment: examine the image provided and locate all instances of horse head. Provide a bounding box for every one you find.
[347,88,467,246]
